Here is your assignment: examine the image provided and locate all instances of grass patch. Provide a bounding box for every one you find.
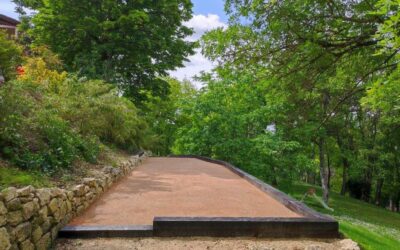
[0,166,52,190]
[0,149,131,191]
[340,221,399,250]
[278,181,400,250]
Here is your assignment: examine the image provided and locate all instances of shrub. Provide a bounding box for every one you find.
[51,77,148,152]
[0,31,22,82]
[0,81,99,174]
[19,56,67,89]
[0,56,148,173]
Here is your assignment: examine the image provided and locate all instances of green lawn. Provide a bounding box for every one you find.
[279,181,400,250]
[0,166,51,190]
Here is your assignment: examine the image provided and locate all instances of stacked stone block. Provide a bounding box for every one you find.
[0,153,147,250]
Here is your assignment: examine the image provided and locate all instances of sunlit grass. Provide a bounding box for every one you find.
[340,221,399,250]
[0,166,51,189]
[278,181,400,250]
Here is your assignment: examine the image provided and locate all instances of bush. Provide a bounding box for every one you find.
[0,31,22,82]
[52,78,148,152]
[0,56,148,173]
[0,81,99,174]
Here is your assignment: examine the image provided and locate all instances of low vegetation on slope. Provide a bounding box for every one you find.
[0,37,149,184]
[279,182,400,250]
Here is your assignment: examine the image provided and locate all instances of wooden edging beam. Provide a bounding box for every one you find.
[153,216,339,238]
[59,225,153,238]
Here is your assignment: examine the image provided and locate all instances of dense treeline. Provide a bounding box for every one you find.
[171,0,400,211]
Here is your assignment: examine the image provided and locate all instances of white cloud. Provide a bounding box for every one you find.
[169,14,227,87]
[184,14,227,42]
[170,48,214,85]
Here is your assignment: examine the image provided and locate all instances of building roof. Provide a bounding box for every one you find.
[0,14,20,25]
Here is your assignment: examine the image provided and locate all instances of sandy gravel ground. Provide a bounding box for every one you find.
[55,237,359,250]
[69,157,300,226]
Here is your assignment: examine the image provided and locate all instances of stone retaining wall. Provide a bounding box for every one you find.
[0,153,148,250]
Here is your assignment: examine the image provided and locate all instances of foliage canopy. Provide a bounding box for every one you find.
[14,0,196,103]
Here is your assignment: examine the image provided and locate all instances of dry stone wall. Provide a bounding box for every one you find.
[0,153,148,250]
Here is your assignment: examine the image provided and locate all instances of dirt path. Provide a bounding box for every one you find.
[56,237,359,250]
[68,157,301,226]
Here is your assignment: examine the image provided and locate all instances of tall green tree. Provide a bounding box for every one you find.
[14,0,195,103]
[375,0,400,56]
[173,71,308,185]
[201,0,399,203]
[362,66,400,208]
[143,77,196,156]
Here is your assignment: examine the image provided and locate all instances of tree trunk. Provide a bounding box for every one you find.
[327,147,331,190]
[318,137,329,204]
[310,144,316,185]
[336,133,350,196]
[375,178,384,205]
[389,197,394,211]
[312,172,316,185]
[340,158,349,195]
[272,175,278,186]
[269,166,278,186]
[363,160,373,202]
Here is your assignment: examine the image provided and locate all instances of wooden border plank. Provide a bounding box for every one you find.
[59,225,153,238]
[153,217,339,238]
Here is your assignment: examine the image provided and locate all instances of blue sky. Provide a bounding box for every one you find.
[1,0,227,21]
[193,0,227,22]
[0,0,18,19]
[0,0,228,85]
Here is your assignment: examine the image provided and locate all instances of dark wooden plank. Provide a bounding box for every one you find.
[153,217,339,238]
[59,225,153,238]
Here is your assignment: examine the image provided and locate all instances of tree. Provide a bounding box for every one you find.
[173,70,308,185]
[200,0,399,204]
[143,77,196,156]
[374,0,400,56]
[362,66,400,209]
[14,0,195,103]
[0,31,22,82]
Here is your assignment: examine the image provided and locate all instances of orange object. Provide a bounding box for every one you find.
[16,65,25,76]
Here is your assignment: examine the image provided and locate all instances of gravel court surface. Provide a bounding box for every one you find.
[68,157,301,226]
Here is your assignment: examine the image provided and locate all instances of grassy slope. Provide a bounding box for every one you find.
[0,148,129,190]
[279,182,400,250]
[0,166,51,190]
